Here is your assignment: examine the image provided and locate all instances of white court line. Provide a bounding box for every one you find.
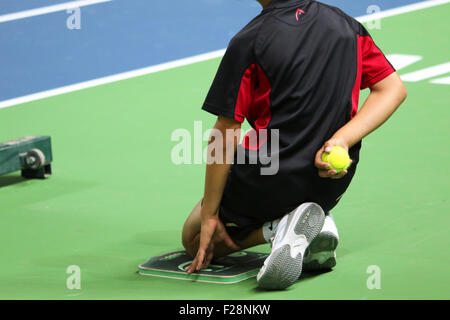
[0,0,449,109]
[401,62,450,81]
[386,54,423,71]
[356,0,450,22]
[430,76,450,84]
[0,0,112,23]
[0,50,226,109]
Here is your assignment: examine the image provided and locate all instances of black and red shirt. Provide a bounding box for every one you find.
[202,0,395,226]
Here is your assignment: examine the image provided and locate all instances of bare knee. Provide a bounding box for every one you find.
[181,215,200,257]
[182,232,199,258]
[181,219,196,255]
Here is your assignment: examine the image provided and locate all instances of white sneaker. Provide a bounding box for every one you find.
[303,214,339,271]
[256,202,325,290]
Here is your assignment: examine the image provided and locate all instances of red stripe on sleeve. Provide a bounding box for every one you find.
[351,35,395,118]
[238,64,272,150]
[359,35,395,90]
[234,64,255,123]
[351,35,364,119]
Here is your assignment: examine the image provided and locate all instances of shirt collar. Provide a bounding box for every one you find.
[263,0,311,10]
[264,0,311,10]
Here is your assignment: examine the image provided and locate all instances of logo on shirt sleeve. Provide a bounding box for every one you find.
[295,8,305,21]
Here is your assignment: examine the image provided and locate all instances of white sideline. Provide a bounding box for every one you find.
[0,0,112,23]
[430,76,450,84]
[356,0,450,22]
[400,62,450,82]
[0,0,449,109]
[385,54,423,71]
[0,50,226,109]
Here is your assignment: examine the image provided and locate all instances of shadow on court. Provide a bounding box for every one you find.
[0,175,27,188]
[251,269,333,293]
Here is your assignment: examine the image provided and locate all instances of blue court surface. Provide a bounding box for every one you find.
[0,0,428,102]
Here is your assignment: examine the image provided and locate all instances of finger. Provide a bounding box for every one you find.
[187,257,199,274]
[187,250,205,274]
[331,170,348,179]
[203,242,215,269]
[323,142,334,153]
[316,159,331,170]
[318,169,337,178]
[195,251,205,271]
[315,147,330,170]
[315,158,330,170]
[186,261,195,274]
[203,251,214,269]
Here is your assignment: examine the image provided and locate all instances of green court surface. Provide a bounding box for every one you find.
[1,5,449,299]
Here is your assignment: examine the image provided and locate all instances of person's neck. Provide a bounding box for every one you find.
[258,0,273,8]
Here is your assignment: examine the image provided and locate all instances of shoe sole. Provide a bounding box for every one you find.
[309,231,339,253]
[303,254,336,271]
[303,231,339,271]
[257,203,325,290]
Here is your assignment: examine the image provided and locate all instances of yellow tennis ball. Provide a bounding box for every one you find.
[321,146,351,173]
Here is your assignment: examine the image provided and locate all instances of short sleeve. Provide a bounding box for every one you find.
[358,24,395,89]
[202,38,256,123]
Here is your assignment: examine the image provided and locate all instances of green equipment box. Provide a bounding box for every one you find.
[0,136,53,179]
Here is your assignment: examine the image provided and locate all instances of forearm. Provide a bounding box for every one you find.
[201,117,241,219]
[332,73,407,148]
[187,117,241,273]
[201,161,233,218]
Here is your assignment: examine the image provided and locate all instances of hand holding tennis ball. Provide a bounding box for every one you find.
[315,141,352,179]
[321,146,351,173]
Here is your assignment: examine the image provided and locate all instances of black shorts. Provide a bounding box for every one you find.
[217,142,361,231]
[218,162,356,243]
[219,208,264,243]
